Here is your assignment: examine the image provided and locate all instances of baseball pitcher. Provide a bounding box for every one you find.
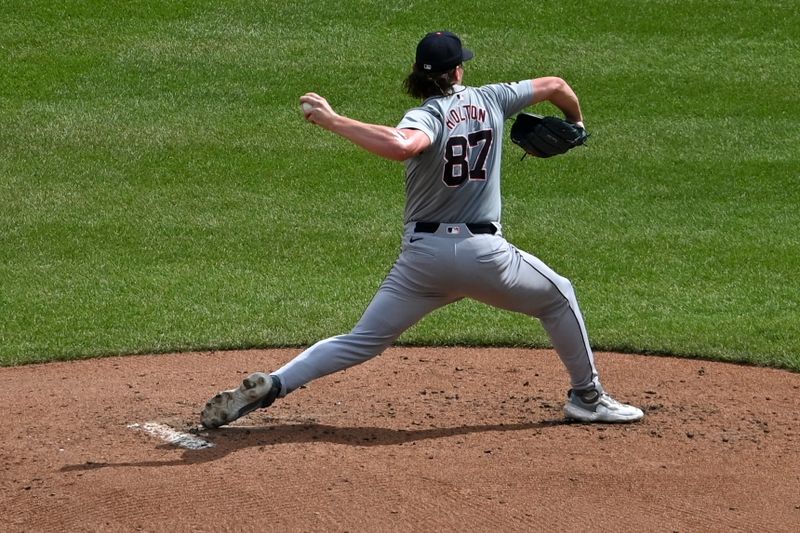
[201,31,644,428]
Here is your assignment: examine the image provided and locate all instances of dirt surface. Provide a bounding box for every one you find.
[2,347,799,532]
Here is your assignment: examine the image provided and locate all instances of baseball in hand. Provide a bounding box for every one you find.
[301,102,313,114]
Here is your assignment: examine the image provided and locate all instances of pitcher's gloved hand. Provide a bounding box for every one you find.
[510,113,589,158]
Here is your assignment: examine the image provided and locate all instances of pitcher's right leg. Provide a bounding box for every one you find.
[201,274,453,427]
[273,285,454,395]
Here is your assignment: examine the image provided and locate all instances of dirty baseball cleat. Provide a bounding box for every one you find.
[563,388,644,423]
[201,372,281,429]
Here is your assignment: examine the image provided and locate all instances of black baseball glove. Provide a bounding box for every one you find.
[509,113,589,158]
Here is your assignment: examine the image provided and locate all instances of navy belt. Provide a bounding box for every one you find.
[414,222,497,235]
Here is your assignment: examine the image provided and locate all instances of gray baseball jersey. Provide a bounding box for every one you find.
[397,82,533,224]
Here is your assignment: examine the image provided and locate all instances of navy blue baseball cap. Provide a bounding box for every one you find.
[415,31,474,73]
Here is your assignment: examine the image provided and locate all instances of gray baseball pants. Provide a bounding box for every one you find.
[273,222,601,396]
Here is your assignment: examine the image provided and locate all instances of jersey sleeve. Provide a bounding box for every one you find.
[396,107,442,144]
[480,81,534,119]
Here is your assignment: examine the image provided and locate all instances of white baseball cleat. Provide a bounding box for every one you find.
[563,388,644,423]
[201,372,281,429]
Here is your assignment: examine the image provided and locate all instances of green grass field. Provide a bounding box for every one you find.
[1,1,798,369]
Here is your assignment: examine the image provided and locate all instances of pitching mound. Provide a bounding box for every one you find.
[2,348,798,531]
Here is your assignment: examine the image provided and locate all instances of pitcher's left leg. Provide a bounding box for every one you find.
[511,256,643,422]
[464,241,598,391]
[463,241,642,422]
[516,250,599,391]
